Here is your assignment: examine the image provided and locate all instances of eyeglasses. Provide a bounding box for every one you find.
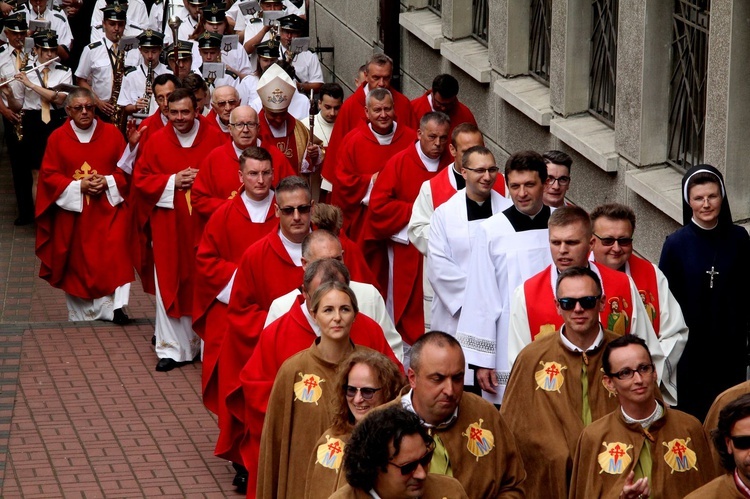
[277,204,312,215]
[388,443,435,476]
[545,175,571,186]
[229,122,259,130]
[594,234,633,247]
[245,170,273,179]
[730,436,750,450]
[343,385,382,400]
[67,104,95,112]
[216,99,239,107]
[557,295,601,311]
[609,363,655,380]
[463,166,500,175]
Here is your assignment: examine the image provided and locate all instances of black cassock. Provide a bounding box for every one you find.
[660,220,750,421]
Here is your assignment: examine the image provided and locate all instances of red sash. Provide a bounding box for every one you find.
[524,267,561,340]
[627,254,661,336]
[525,264,636,340]
[430,169,457,209]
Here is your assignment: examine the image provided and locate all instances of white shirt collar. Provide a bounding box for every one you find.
[278,229,303,266]
[416,142,440,172]
[174,119,200,147]
[70,119,97,143]
[559,325,605,353]
[240,190,273,223]
[215,113,229,133]
[301,301,321,336]
[369,122,397,145]
[400,389,458,428]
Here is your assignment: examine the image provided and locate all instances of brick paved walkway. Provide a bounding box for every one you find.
[0,136,237,497]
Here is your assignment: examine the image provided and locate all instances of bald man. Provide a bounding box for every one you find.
[206,85,241,137]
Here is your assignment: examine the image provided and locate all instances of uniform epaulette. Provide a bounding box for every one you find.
[88,41,102,49]
[129,24,142,30]
[54,12,66,22]
[20,65,32,71]
[249,17,261,23]
[226,69,238,79]
[154,0,163,5]
[0,46,6,55]
[124,66,137,75]
[52,5,62,11]
[55,64,69,71]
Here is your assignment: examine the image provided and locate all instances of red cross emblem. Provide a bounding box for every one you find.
[545,364,560,382]
[327,440,342,457]
[609,444,625,463]
[304,376,318,390]
[470,426,484,442]
[671,441,687,458]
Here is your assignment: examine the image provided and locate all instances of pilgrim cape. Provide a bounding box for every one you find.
[500,329,621,498]
[684,474,745,499]
[569,406,716,499]
[329,475,468,499]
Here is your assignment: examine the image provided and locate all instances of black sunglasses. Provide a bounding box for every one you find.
[388,445,435,476]
[594,233,633,247]
[731,436,750,450]
[277,204,312,215]
[557,295,601,311]
[343,385,382,400]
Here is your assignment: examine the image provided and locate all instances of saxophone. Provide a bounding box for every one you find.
[109,41,126,132]
[132,60,154,119]
[14,51,30,141]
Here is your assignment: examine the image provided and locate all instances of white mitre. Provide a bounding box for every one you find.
[257,63,295,112]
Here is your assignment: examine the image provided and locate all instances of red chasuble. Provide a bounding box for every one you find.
[331,123,417,243]
[364,145,449,345]
[204,109,231,139]
[130,112,169,295]
[221,295,401,496]
[191,140,294,246]
[134,116,227,318]
[428,165,506,210]
[257,109,310,173]
[339,233,382,295]
[627,254,661,335]
[213,229,304,460]
[192,193,277,414]
[321,83,414,189]
[410,90,478,138]
[36,119,134,299]
[524,263,636,340]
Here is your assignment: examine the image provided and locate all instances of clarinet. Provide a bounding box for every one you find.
[132,60,154,119]
[14,51,30,141]
[109,41,127,132]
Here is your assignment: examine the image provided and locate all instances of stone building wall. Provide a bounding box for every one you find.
[307,0,749,263]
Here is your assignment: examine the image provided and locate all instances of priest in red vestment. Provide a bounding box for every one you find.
[193,146,279,415]
[255,63,321,178]
[203,85,240,138]
[322,53,414,193]
[134,88,226,372]
[365,112,452,352]
[230,258,400,497]
[192,105,294,246]
[121,73,182,295]
[36,87,134,324]
[331,88,417,244]
[214,176,312,465]
[410,73,477,138]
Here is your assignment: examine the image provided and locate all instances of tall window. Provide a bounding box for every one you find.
[589,0,618,126]
[668,0,710,169]
[529,0,552,84]
[428,0,442,15]
[471,0,489,45]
